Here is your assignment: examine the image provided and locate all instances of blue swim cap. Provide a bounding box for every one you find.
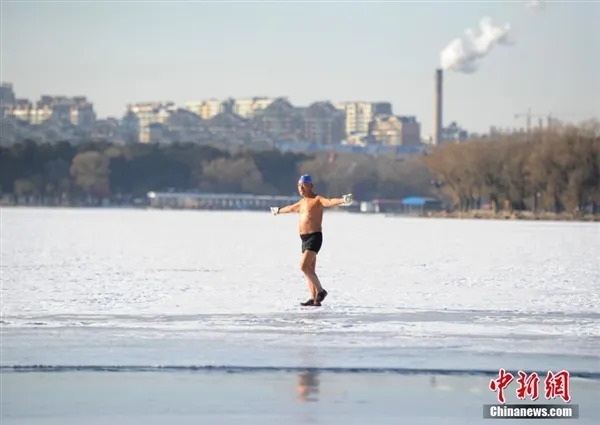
[298,174,312,184]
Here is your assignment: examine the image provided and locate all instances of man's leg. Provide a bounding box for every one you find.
[305,274,317,301]
[305,255,317,299]
[300,250,323,298]
[311,255,328,304]
[299,250,317,305]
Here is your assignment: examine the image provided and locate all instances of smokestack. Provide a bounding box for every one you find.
[434,68,443,146]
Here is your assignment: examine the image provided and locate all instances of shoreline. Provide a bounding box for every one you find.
[402,210,600,222]
[2,204,600,222]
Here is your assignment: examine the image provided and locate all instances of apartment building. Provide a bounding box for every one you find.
[124,102,177,143]
[185,97,279,120]
[185,99,224,120]
[335,101,392,136]
[253,98,304,140]
[370,115,421,146]
[5,95,96,127]
[0,83,16,107]
[441,122,469,143]
[66,97,96,127]
[9,100,52,124]
[303,102,346,144]
[233,97,279,118]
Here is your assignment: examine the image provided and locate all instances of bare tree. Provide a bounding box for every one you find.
[422,122,599,215]
[201,156,275,194]
[70,151,111,200]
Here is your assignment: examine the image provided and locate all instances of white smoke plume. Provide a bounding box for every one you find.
[440,16,513,73]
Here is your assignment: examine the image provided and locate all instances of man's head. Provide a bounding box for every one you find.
[297,174,313,197]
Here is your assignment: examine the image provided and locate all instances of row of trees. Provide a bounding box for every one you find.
[1,120,598,213]
[0,140,434,204]
[424,121,600,213]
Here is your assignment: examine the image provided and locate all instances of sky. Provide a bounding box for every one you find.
[2,0,599,136]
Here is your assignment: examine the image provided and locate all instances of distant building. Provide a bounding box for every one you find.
[0,116,18,146]
[121,111,140,144]
[342,132,377,147]
[124,102,176,143]
[335,101,392,137]
[371,115,421,146]
[1,86,428,150]
[147,191,301,211]
[441,121,468,143]
[5,95,96,128]
[166,109,205,137]
[184,99,225,120]
[137,108,215,145]
[208,111,254,144]
[90,118,129,145]
[68,97,96,127]
[148,122,168,144]
[253,98,302,140]
[233,97,279,118]
[0,82,16,107]
[9,99,52,124]
[184,97,280,121]
[302,102,346,144]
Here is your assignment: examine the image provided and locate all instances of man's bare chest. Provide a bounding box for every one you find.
[299,201,322,216]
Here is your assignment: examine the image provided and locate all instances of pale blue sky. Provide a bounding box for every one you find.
[2,0,599,135]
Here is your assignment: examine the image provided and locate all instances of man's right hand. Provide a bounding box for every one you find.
[270,207,280,215]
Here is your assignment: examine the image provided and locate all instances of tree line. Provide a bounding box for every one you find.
[423,121,600,213]
[1,120,598,214]
[0,140,434,205]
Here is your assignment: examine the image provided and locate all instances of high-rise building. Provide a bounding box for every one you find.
[233,97,278,118]
[371,115,421,146]
[4,95,96,127]
[0,83,16,107]
[124,102,176,143]
[303,102,346,144]
[184,99,223,120]
[335,101,392,136]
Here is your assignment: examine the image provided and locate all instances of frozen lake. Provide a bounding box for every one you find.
[2,207,599,369]
[2,207,599,423]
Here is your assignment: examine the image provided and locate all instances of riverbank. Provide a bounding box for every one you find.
[416,210,600,222]
[3,203,600,221]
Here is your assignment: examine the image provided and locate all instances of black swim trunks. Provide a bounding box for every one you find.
[300,231,323,254]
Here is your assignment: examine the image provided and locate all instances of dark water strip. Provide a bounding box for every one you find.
[2,365,599,379]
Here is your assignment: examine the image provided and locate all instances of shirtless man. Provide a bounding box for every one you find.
[270,175,352,306]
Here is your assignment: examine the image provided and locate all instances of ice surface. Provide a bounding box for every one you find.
[1,208,599,372]
[3,371,600,425]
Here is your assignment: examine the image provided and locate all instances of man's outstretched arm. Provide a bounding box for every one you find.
[271,201,301,215]
[318,194,353,208]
